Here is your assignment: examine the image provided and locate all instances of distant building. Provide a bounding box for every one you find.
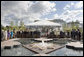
[79,23,83,28]
[67,21,83,29]
[49,19,66,25]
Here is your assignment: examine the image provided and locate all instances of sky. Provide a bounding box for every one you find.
[1,1,83,26]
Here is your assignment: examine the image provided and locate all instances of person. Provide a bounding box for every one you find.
[7,30,10,40]
[75,29,78,40]
[46,29,49,37]
[71,29,76,40]
[50,30,54,35]
[48,29,52,34]
[4,30,7,40]
[1,30,4,41]
[10,30,13,38]
[68,31,70,38]
[13,29,15,38]
[77,29,81,41]
[82,32,83,41]
[66,31,70,38]
[17,30,20,38]
[60,31,64,38]
[53,29,57,36]
[63,31,65,38]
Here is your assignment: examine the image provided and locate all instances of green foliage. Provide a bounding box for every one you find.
[1,25,4,29]
[79,28,83,33]
[62,21,80,32]
[10,21,14,27]
[63,23,68,32]
[1,20,27,31]
[19,21,26,31]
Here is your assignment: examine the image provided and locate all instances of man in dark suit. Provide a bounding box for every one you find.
[60,31,64,38]
[76,29,81,41]
[71,29,76,40]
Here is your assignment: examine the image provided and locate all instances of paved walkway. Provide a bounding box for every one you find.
[23,43,65,54]
[1,38,21,49]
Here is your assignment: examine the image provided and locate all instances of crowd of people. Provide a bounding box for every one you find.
[16,30,40,38]
[1,28,82,41]
[46,28,82,41]
[1,29,16,41]
[59,29,82,41]
[71,29,81,41]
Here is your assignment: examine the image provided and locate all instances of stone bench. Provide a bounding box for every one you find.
[1,39,21,49]
[66,42,83,50]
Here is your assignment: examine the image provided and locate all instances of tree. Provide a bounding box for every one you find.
[14,21,19,31]
[75,20,79,29]
[10,21,14,27]
[1,25,4,29]
[71,21,80,30]
[20,21,26,30]
[75,20,80,24]
[63,23,67,32]
[71,21,75,29]
[10,21,14,30]
[1,25,7,31]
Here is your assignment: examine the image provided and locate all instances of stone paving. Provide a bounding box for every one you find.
[23,43,65,54]
[33,53,50,56]
[1,38,83,56]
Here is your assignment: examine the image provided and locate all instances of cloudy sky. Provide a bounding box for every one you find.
[1,1,83,26]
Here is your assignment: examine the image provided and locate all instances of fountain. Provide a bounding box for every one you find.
[23,37,65,54]
[33,38,54,50]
